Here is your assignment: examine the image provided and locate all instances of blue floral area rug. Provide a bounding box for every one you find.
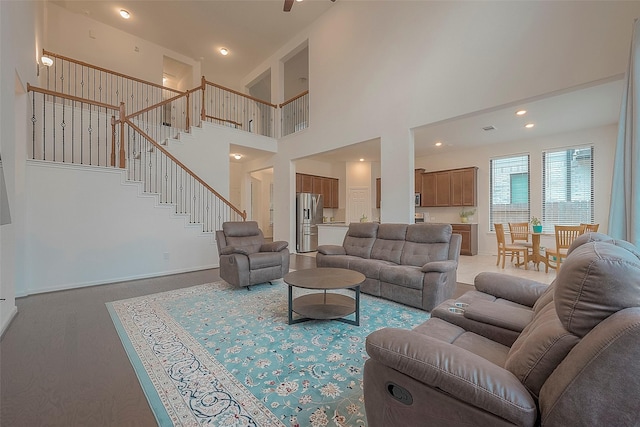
[107,279,429,426]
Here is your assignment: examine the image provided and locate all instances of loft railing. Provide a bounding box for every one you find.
[280,90,309,137]
[39,50,305,138]
[40,50,183,117]
[202,78,277,137]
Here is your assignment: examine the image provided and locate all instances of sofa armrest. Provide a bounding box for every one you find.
[421,260,457,273]
[474,272,549,307]
[260,241,288,252]
[317,245,346,256]
[366,328,537,426]
[464,300,534,332]
[220,246,249,256]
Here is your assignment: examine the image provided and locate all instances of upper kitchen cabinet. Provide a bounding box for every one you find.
[421,170,451,207]
[296,173,339,209]
[450,167,477,206]
[421,167,477,207]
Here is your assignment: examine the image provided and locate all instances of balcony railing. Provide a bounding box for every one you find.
[280,90,309,137]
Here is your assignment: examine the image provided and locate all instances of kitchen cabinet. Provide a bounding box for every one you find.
[421,171,451,207]
[452,223,478,256]
[450,167,477,206]
[296,173,339,209]
[421,167,477,208]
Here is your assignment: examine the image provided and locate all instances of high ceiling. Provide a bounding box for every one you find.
[51,1,624,165]
[51,0,333,89]
[310,77,624,164]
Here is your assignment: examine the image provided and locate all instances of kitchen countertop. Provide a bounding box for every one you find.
[318,222,348,226]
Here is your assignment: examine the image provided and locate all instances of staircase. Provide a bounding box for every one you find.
[27,51,260,235]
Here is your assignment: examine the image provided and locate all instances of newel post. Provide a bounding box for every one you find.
[185,92,191,132]
[201,76,206,122]
[119,102,126,168]
[110,115,116,167]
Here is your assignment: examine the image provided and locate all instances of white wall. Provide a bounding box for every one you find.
[0,0,43,334]
[23,161,218,296]
[46,3,201,90]
[415,124,618,255]
[242,1,640,245]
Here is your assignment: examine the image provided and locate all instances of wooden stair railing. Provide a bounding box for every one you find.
[27,83,246,226]
[27,83,123,167]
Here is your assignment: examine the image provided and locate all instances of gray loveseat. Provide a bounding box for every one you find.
[316,223,461,311]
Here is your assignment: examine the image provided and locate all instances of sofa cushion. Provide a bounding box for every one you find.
[316,254,358,270]
[379,265,424,290]
[349,258,395,280]
[400,224,452,266]
[554,241,640,337]
[371,224,407,263]
[343,223,379,259]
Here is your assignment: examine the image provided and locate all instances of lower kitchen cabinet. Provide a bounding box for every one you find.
[451,223,478,256]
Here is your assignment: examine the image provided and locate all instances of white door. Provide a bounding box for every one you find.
[347,187,371,223]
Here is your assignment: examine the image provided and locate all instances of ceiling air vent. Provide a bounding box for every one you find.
[482,125,496,131]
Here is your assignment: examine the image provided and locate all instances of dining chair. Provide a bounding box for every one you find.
[495,223,529,270]
[508,222,533,247]
[580,223,600,234]
[545,225,583,272]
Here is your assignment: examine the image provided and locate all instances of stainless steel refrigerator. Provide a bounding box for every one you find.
[296,193,324,252]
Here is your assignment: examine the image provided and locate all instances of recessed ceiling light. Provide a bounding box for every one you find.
[233,154,242,160]
[435,142,442,147]
[359,158,364,162]
[525,123,535,129]
[219,47,229,56]
[119,9,130,19]
[516,109,527,116]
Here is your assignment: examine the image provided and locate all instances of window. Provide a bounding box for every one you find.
[542,146,594,231]
[490,155,530,230]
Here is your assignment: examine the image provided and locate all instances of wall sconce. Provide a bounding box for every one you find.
[37,55,54,77]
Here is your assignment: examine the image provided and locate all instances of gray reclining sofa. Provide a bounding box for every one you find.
[316,222,461,311]
[363,233,640,426]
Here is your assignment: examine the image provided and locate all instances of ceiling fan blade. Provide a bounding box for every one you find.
[284,0,294,12]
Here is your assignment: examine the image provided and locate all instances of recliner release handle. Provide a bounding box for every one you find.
[386,382,413,405]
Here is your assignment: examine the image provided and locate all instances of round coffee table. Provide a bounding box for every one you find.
[284,267,365,326]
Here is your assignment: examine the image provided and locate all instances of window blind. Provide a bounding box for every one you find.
[542,146,594,232]
[490,155,530,231]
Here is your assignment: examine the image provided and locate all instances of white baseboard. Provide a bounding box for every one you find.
[16,264,219,298]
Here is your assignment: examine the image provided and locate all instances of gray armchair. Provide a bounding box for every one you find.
[364,236,640,427]
[216,221,290,288]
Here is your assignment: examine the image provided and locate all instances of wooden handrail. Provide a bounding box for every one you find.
[43,49,183,95]
[279,90,309,108]
[27,83,120,111]
[124,119,246,219]
[205,115,242,127]
[204,79,277,108]
[125,91,187,120]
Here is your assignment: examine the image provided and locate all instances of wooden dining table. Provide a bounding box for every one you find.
[515,232,552,271]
